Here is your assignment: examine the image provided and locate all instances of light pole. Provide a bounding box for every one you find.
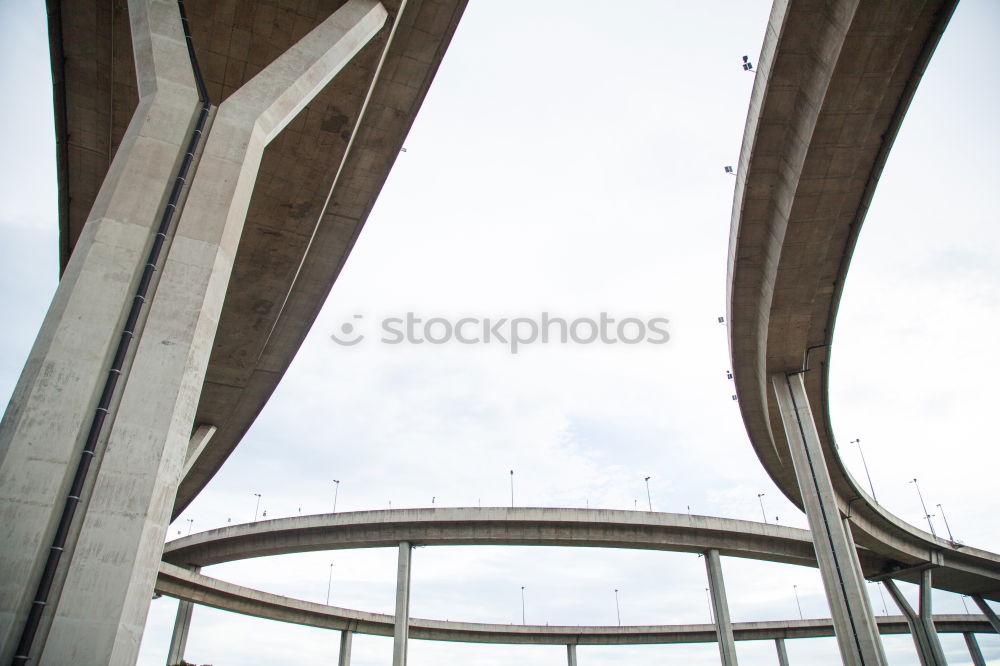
[757,493,767,524]
[326,563,334,604]
[333,479,340,513]
[850,438,877,501]
[793,585,803,619]
[520,586,526,625]
[936,503,956,542]
[909,478,937,537]
[614,588,621,626]
[876,582,888,615]
[644,476,652,511]
[185,518,194,534]
[510,470,515,508]
[253,492,262,522]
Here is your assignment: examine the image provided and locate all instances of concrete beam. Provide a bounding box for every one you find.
[392,542,412,666]
[154,563,994,646]
[772,372,886,666]
[705,549,738,665]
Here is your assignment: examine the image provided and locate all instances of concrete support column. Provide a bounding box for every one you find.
[567,643,578,666]
[882,579,945,666]
[775,638,790,666]
[963,633,986,666]
[704,548,738,666]
[1,2,388,665]
[772,373,887,666]
[971,596,1000,634]
[917,570,946,665]
[338,630,353,666]
[0,1,201,663]
[165,597,195,666]
[392,541,412,666]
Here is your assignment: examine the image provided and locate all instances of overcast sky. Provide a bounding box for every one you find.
[0,1,997,665]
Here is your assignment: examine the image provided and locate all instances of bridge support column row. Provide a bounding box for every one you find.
[0,1,388,664]
[772,372,887,666]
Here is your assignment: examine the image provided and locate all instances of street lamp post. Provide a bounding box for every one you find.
[510,470,515,508]
[793,585,803,619]
[326,563,334,604]
[909,478,937,537]
[185,518,194,534]
[614,588,621,626]
[757,493,767,524]
[333,479,340,513]
[253,493,262,522]
[850,438,877,501]
[520,586,526,625]
[644,476,652,511]
[936,503,956,542]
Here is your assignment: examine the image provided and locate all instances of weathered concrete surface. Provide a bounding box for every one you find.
[46,0,470,520]
[726,0,1000,600]
[0,1,201,661]
[27,4,389,665]
[155,563,994,645]
[774,373,886,665]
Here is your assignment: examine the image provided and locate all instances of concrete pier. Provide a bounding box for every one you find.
[0,1,387,663]
[963,632,985,666]
[165,598,195,666]
[392,541,412,666]
[566,643,577,666]
[772,372,887,666]
[705,548,738,665]
[775,637,790,666]
[338,630,353,666]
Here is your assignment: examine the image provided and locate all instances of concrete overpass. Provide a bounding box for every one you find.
[151,509,998,664]
[728,0,1000,663]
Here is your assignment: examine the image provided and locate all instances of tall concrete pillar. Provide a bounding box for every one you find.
[917,570,946,665]
[963,633,986,666]
[566,643,578,666]
[772,373,887,666]
[0,1,387,664]
[704,548,738,666]
[165,597,196,665]
[338,630,353,666]
[165,565,200,666]
[882,578,945,666]
[392,541,413,666]
[775,638,790,666]
[971,596,1000,634]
